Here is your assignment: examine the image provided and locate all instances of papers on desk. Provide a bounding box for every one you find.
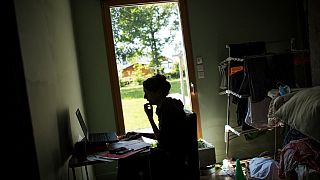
[87,155,113,162]
[141,136,157,145]
[94,140,150,160]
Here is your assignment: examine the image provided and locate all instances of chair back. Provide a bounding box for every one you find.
[184,109,200,180]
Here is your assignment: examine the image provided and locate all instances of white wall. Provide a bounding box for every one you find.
[14,0,87,179]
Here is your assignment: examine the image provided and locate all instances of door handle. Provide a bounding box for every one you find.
[190,82,196,95]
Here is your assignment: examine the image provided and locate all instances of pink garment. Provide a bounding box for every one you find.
[279,138,320,178]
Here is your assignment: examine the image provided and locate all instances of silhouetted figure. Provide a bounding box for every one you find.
[119,74,198,180]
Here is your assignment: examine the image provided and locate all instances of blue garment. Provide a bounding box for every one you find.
[249,157,280,180]
[283,127,307,147]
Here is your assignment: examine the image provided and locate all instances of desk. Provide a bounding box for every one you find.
[68,143,150,180]
[68,154,112,180]
[117,149,151,180]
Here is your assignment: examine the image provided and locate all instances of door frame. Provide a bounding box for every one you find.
[100,0,202,138]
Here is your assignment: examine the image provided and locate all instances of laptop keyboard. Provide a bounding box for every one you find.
[91,134,107,142]
[89,132,118,143]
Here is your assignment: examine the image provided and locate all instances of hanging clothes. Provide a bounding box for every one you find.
[218,63,228,90]
[245,96,272,129]
[226,41,267,128]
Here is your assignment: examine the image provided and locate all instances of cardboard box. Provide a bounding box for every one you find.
[198,139,216,167]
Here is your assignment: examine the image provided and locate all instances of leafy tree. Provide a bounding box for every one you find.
[111,3,179,73]
[168,61,180,79]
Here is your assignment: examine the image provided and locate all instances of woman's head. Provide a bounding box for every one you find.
[143,74,171,105]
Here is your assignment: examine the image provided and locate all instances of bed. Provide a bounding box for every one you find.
[266,86,320,179]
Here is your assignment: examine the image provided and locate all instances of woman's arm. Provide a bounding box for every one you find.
[144,103,160,139]
[119,131,156,141]
[139,132,157,139]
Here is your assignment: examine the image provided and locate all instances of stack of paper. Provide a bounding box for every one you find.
[94,140,150,160]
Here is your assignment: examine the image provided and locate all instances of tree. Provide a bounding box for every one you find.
[110,3,179,74]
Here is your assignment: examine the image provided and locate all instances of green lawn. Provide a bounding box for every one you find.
[120,78,188,131]
[121,98,153,131]
[120,79,187,99]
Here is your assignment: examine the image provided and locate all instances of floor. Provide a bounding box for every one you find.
[199,169,234,180]
[198,159,250,180]
[200,175,233,180]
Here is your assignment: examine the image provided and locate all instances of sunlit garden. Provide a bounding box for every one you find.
[121,79,188,131]
[111,3,190,132]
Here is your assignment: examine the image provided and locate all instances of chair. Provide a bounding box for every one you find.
[184,110,200,180]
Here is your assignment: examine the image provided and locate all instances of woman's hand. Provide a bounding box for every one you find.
[118,131,141,141]
[144,103,153,119]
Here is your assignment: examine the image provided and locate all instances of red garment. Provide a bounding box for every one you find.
[229,66,243,76]
[279,138,320,178]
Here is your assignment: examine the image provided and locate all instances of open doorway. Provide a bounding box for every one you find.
[101,0,201,137]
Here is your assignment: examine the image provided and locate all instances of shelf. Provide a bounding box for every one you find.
[224,125,272,142]
[219,57,244,65]
[219,90,249,98]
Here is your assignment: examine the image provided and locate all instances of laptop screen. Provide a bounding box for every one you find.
[76,108,89,141]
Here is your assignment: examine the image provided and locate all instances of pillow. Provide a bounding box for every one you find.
[274,86,320,143]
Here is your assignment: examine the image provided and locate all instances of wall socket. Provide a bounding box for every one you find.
[196,56,203,64]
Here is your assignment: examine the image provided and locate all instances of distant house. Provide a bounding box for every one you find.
[161,56,175,73]
[120,55,177,78]
[121,62,153,78]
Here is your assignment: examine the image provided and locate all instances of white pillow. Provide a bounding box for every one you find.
[274,86,320,142]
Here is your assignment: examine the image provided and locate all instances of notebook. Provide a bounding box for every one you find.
[76,108,119,145]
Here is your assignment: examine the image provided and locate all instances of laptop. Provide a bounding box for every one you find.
[76,108,119,145]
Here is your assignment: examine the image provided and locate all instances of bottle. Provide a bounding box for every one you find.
[234,159,245,180]
[276,82,291,96]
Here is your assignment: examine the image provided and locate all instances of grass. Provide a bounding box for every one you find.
[121,98,153,131]
[120,79,188,99]
[120,78,188,131]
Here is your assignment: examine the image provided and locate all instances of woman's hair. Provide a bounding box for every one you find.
[143,74,171,96]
